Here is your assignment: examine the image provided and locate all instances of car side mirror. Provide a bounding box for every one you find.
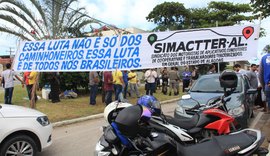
[247,88,257,94]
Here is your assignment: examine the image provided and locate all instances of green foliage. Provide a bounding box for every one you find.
[146,2,190,31]
[39,72,89,92]
[262,44,270,55]
[251,0,270,19]
[0,0,98,40]
[147,1,255,31]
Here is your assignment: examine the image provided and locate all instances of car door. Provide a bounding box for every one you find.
[242,75,254,117]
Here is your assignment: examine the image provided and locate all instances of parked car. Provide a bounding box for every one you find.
[0,104,52,156]
[174,73,256,128]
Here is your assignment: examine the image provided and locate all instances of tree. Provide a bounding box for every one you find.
[190,2,254,28]
[250,0,270,19]
[0,0,99,40]
[147,1,255,31]
[0,0,100,108]
[146,2,190,31]
[262,44,270,54]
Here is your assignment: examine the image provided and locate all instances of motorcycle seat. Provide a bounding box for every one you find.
[177,132,255,156]
[165,114,199,130]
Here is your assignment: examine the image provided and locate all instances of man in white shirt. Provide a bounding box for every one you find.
[1,63,24,104]
[144,68,157,95]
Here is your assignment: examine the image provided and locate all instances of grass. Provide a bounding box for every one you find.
[0,85,182,122]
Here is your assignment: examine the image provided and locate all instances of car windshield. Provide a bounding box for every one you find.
[190,75,242,93]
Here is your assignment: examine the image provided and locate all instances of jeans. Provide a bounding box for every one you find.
[129,83,140,98]
[182,79,190,92]
[123,82,129,99]
[90,85,98,105]
[105,90,113,105]
[4,87,14,104]
[115,84,123,101]
[146,83,155,95]
[265,85,270,109]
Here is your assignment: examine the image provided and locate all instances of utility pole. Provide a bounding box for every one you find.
[216,21,220,73]
[6,47,14,63]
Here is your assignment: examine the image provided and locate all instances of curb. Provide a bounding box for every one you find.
[52,97,180,128]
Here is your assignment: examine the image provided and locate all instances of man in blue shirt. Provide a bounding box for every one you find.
[122,70,129,99]
[182,66,192,92]
[259,46,270,113]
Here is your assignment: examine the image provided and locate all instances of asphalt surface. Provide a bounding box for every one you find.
[37,100,270,156]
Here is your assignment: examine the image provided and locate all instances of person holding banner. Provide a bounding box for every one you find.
[23,72,31,100]
[28,71,38,102]
[1,63,24,104]
[113,69,124,101]
[144,68,157,96]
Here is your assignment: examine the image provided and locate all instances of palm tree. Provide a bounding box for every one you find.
[0,0,101,108]
[0,0,100,41]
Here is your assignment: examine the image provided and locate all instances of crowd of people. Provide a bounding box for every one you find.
[233,62,269,113]
[88,66,201,106]
[1,49,270,115]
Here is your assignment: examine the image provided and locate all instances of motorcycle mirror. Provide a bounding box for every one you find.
[181,94,191,100]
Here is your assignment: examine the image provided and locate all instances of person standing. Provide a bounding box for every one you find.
[168,67,179,96]
[48,72,61,103]
[128,70,140,98]
[182,66,192,92]
[233,64,246,74]
[23,72,31,100]
[144,68,157,95]
[256,65,267,111]
[161,67,169,95]
[1,63,24,104]
[113,69,124,101]
[103,71,113,105]
[247,64,260,110]
[191,67,199,81]
[122,70,129,99]
[28,71,38,102]
[207,64,216,74]
[259,48,270,113]
[89,71,99,105]
[247,64,258,89]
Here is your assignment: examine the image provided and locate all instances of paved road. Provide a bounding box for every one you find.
[38,102,177,156]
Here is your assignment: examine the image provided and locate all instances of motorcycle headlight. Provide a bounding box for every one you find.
[94,141,110,156]
[36,116,50,126]
[228,105,245,117]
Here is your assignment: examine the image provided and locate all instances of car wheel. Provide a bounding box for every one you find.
[0,135,37,156]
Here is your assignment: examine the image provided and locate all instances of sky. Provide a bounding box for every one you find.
[0,0,269,58]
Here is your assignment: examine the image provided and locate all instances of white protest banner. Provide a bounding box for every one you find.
[13,25,259,72]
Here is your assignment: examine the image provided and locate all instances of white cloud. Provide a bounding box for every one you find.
[79,0,269,53]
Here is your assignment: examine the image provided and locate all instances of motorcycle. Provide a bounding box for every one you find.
[95,101,268,156]
[94,71,268,155]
